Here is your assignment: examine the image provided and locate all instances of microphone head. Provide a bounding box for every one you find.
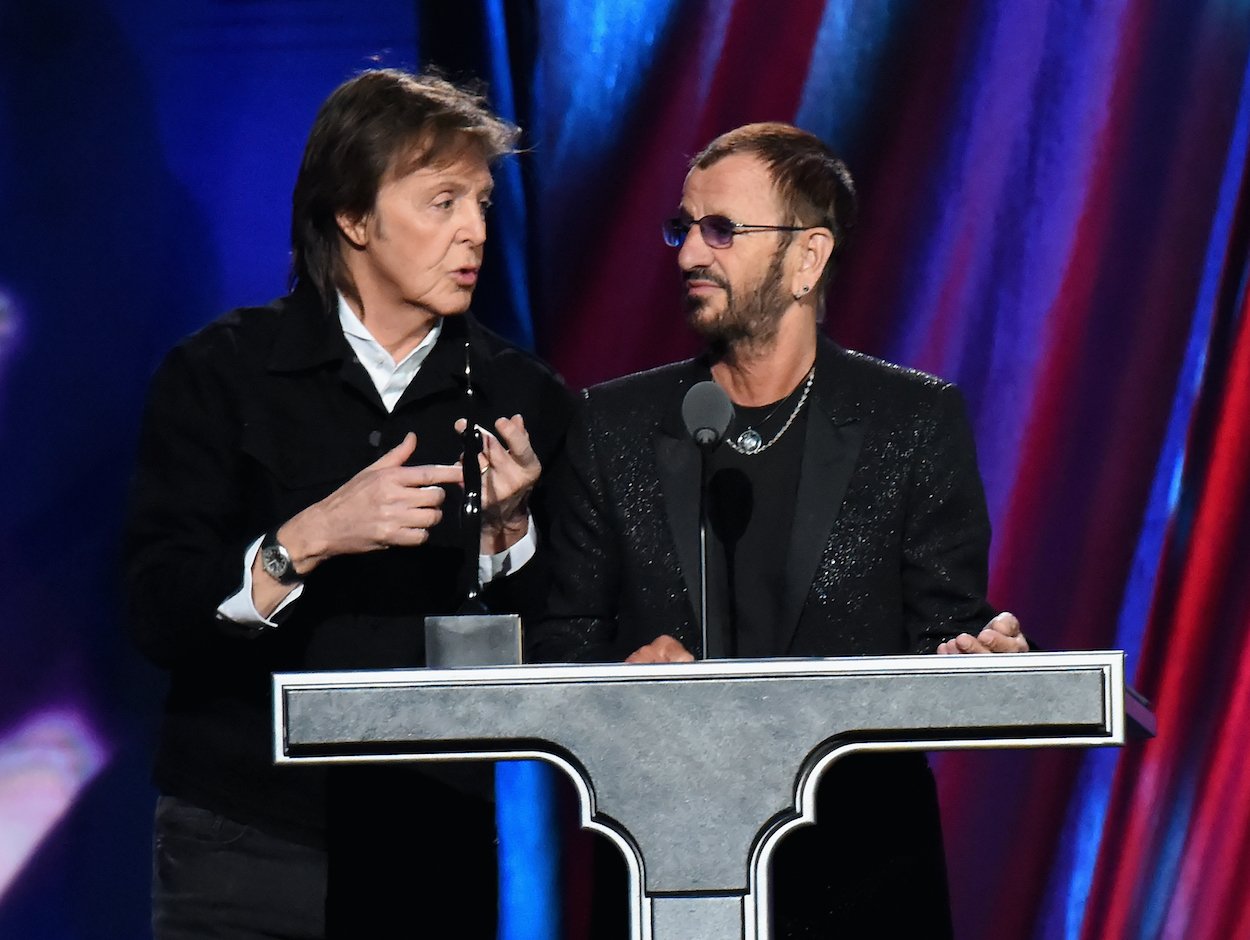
[681,381,734,450]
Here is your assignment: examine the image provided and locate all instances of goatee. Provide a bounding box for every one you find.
[685,247,790,355]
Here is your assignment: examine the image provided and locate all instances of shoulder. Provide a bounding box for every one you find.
[583,359,701,415]
[831,345,953,398]
[465,320,573,447]
[164,294,301,376]
[819,341,966,424]
[467,316,567,392]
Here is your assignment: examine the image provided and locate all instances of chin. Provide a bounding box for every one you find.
[433,294,474,317]
[686,299,724,333]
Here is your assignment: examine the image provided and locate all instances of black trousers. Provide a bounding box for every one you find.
[152,795,326,940]
[152,768,499,939]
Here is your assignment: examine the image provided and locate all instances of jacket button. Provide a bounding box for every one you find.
[368,430,382,448]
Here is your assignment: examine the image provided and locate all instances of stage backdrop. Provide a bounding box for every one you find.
[1,1,1248,938]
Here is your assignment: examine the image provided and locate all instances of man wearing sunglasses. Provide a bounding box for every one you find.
[535,122,1028,937]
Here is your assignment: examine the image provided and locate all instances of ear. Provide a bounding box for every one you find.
[336,209,371,249]
[789,227,833,299]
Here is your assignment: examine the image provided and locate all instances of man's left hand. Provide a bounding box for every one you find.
[936,611,1028,654]
[457,415,542,553]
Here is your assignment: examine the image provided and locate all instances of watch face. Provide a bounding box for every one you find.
[262,545,289,579]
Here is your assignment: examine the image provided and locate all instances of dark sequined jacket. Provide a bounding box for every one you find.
[533,333,997,663]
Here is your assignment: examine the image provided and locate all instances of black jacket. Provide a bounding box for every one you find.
[535,334,996,663]
[532,335,994,937]
[125,286,572,840]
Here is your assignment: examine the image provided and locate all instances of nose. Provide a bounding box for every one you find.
[460,202,487,246]
[677,222,713,271]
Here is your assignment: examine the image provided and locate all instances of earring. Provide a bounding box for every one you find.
[794,285,810,299]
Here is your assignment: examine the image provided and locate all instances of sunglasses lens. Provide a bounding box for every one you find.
[662,218,686,247]
[701,216,736,248]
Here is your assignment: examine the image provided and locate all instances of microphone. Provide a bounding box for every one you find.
[680,381,733,661]
[681,381,734,449]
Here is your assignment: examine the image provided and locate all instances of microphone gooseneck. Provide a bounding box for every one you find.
[680,381,733,660]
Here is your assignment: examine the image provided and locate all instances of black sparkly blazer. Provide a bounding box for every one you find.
[533,332,997,664]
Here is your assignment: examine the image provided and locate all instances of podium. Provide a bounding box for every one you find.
[274,652,1154,940]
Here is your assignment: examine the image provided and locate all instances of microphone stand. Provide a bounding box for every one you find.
[682,379,733,661]
[698,450,712,661]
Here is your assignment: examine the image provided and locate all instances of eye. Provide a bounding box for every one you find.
[478,198,493,212]
[434,198,455,211]
[705,216,737,242]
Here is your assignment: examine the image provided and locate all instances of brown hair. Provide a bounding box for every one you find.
[692,122,857,296]
[290,69,519,312]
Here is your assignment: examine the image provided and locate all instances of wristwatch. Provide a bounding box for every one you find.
[259,528,301,585]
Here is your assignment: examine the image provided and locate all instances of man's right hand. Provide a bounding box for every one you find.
[625,634,695,663]
[274,432,462,575]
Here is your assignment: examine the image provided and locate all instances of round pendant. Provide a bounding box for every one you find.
[737,429,763,454]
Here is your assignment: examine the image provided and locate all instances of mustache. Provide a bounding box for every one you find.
[683,267,730,291]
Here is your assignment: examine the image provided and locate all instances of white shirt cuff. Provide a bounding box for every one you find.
[216,536,304,629]
[478,515,537,585]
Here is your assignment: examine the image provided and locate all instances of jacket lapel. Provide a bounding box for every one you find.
[655,434,704,626]
[653,364,709,631]
[776,342,864,653]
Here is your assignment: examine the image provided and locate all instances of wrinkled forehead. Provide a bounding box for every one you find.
[680,152,783,220]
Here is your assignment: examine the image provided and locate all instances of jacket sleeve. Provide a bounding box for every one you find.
[123,341,259,669]
[901,383,998,652]
[525,392,621,663]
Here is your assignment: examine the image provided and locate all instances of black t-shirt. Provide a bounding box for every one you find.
[705,400,808,658]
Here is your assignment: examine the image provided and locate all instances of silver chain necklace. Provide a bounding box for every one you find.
[726,365,816,455]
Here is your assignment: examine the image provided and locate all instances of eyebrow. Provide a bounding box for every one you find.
[425,177,495,198]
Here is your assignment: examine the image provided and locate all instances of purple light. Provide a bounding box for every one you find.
[0,708,108,899]
[0,287,21,386]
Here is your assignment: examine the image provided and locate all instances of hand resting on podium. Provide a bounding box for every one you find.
[935,611,1028,655]
[624,612,1028,662]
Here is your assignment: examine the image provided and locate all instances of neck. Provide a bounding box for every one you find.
[710,312,817,406]
[341,287,440,362]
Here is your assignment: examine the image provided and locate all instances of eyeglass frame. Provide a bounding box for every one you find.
[661,213,827,249]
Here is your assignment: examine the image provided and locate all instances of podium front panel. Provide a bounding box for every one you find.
[275,651,1148,939]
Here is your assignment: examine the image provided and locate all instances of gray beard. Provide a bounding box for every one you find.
[686,247,790,356]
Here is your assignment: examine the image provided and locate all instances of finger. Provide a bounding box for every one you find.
[953,633,988,654]
[451,419,497,473]
[625,646,660,664]
[453,417,495,445]
[493,415,537,465]
[386,526,436,548]
[397,507,444,531]
[368,431,417,469]
[399,485,449,509]
[653,635,695,662]
[392,463,464,487]
[978,625,1027,653]
[986,611,1021,637]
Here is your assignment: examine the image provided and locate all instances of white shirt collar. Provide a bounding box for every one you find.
[336,293,443,412]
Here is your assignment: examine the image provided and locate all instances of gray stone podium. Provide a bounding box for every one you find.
[274,652,1154,940]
